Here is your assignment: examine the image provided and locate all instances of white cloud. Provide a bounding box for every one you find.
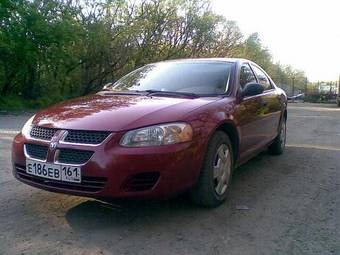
[212,0,340,81]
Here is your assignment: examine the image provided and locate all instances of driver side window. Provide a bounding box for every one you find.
[251,65,273,91]
[240,64,257,89]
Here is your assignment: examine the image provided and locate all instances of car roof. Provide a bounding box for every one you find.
[155,58,250,65]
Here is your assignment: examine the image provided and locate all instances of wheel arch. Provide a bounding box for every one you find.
[279,107,287,131]
[215,121,240,164]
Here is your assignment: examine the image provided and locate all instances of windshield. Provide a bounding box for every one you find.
[107,61,234,95]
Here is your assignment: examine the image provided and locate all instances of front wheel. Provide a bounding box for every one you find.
[190,131,234,207]
[268,118,286,155]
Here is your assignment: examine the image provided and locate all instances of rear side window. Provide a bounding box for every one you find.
[239,64,257,88]
[251,65,273,90]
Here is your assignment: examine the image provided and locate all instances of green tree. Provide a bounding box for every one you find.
[0,0,308,109]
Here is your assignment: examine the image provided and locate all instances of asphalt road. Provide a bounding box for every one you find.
[0,103,339,255]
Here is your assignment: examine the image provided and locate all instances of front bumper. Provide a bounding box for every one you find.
[12,132,204,200]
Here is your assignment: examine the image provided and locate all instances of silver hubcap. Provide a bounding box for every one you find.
[213,144,231,196]
[280,122,286,148]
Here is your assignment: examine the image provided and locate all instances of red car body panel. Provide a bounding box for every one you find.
[12,58,287,200]
[12,133,204,199]
[33,94,219,131]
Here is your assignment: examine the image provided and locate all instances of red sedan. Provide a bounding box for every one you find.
[12,58,287,207]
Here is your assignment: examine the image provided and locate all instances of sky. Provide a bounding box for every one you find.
[211,0,340,82]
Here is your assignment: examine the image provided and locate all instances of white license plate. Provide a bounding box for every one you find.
[26,159,81,183]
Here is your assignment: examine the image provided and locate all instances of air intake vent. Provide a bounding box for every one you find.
[57,149,93,164]
[123,172,160,192]
[25,144,48,160]
[30,126,57,141]
[64,130,110,144]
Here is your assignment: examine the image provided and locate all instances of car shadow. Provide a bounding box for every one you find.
[65,195,199,231]
[59,144,339,254]
[66,140,338,232]
[65,151,271,232]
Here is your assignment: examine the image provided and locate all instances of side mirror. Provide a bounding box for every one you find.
[241,83,264,97]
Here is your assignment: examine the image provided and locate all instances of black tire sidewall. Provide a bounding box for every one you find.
[191,131,234,207]
[268,117,286,155]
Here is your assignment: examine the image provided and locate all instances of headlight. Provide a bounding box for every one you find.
[120,122,193,147]
[21,115,35,137]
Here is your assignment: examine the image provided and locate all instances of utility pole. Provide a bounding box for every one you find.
[304,77,308,102]
[338,73,340,95]
[291,76,295,102]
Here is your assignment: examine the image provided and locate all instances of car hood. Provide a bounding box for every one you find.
[32,93,218,131]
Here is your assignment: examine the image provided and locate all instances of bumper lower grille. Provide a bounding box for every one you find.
[124,172,160,192]
[64,130,110,144]
[57,149,93,164]
[25,144,48,160]
[30,126,57,141]
[15,165,107,192]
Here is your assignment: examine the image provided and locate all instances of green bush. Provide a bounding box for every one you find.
[0,95,61,111]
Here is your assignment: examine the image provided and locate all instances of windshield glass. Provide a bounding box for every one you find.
[107,61,234,95]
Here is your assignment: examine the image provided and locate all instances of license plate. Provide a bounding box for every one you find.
[26,159,81,183]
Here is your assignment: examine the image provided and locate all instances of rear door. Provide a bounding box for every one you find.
[250,64,282,142]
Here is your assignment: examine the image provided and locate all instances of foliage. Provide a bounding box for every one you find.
[0,0,307,109]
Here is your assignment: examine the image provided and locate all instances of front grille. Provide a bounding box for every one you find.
[30,126,57,141]
[123,172,160,192]
[57,149,93,164]
[64,130,110,144]
[25,144,48,160]
[29,126,110,145]
[15,165,107,192]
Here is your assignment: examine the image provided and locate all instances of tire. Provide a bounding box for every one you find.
[268,117,286,155]
[191,131,234,207]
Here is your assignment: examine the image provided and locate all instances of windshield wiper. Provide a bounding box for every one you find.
[100,89,200,98]
[99,89,145,96]
[141,90,200,98]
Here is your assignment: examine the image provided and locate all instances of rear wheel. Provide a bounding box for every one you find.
[191,131,233,207]
[268,118,286,155]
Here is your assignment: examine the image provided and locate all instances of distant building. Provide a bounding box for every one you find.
[318,82,337,94]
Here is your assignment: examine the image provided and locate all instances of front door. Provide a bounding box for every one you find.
[234,64,269,162]
[251,64,282,142]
